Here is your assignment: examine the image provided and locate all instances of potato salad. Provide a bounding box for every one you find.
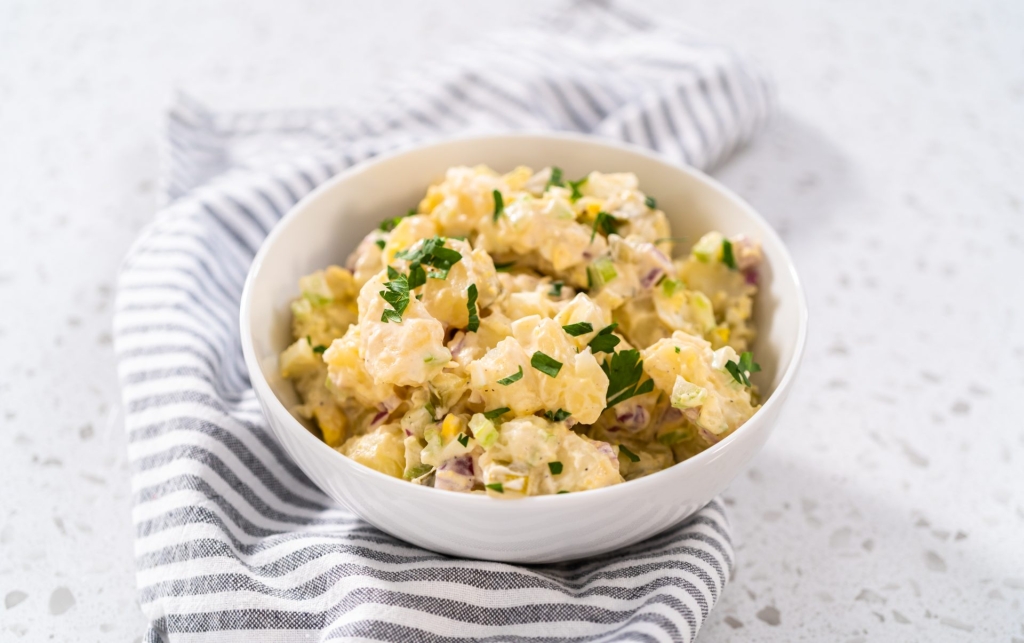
[279,165,765,497]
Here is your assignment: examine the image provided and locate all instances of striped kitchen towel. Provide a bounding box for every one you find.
[116,3,773,642]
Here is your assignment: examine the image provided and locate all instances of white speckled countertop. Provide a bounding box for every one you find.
[1,1,1022,641]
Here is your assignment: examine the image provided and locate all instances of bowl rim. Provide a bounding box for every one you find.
[239,130,809,508]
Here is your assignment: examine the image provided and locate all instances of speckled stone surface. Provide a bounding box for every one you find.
[1,1,1022,641]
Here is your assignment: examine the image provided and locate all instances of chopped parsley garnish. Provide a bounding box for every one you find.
[544,409,571,422]
[725,351,761,386]
[396,236,463,280]
[645,195,657,209]
[497,366,524,386]
[379,265,410,323]
[492,189,504,222]
[374,239,385,250]
[548,461,564,475]
[379,209,415,232]
[456,433,470,447]
[546,166,564,189]
[549,281,564,297]
[486,482,504,493]
[675,346,681,354]
[618,444,641,463]
[494,260,516,272]
[588,323,621,354]
[407,263,427,290]
[562,321,593,337]
[484,407,510,420]
[466,283,480,332]
[721,239,737,270]
[590,211,618,243]
[568,176,588,202]
[312,344,327,355]
[602,348,655,407]
[531,351,563,378]
[557,490,570,494]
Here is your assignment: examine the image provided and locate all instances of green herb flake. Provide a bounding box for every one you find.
[374,239,386,250]
[497,365,524,386]
[557,490,570,494]
[466,283,480,332]
[602,348,655,407]
[484,407,510,420]
[378,209,416,233]
[544,408,571,422]
[312,344,327,355]
[379,265,411,323]
[590,211,618,243]
[645,195,657,209]
[588,323,621,354]
[618,444,641,463]
[407,263,427,290]
[494,260,516,272]
[492,189,505,222]
[725,351,761,386]
[486,482,504,493]
[546,166,564,189]
[721,239,737,270]
[396,236,463,280]
[531,351,563,378]
[548,461,564,475]
[568,176,588,202]
[549,281,564,297]
[562,321,593,337]
[456,433,470,447]
[675,346,681,354]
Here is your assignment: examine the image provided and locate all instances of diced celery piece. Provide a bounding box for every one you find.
[688,291,716,331]
[468,413,499,449]
[671,376,707,409]
[661,278,683,298]
[592,257,618,284]
[299,271,333,306]
[692,232,725,263]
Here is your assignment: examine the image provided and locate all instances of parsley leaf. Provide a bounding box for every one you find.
[549,281,564,297]
[407,263,427,290]
[497,366,524,386]
[486,482,504,493]
[557,490,570,494]
[568,176,588,202]
[725,351,761,386]
[618,444,641,463]
[396,236,463,280]
[456,433,470,447]
[548,461,563,475]
[374,239,385,250]
[546,166,564,189]
[602,348,655,407]
[645,195,657,209]
[531,351,563,378]
[588,323,621,354]
[379,209,416,232]
[312,344,327,355]
[562,321,593,337]
[494,260,516,272]
[484,407,510,420]
[379,265,410,323]
[544,408,571,422]
[590,211,619,242]
[721,239,737,270]
[466,283,480,332]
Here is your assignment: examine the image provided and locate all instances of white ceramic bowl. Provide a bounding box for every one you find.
[240,133,807,563]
